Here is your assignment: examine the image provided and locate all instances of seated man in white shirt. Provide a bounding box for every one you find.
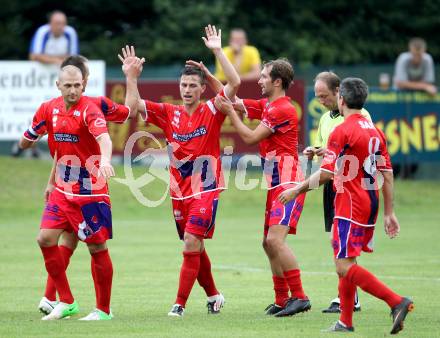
[29,10,79,65]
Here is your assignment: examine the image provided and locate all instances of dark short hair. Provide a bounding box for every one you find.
[409,37,426,51]
[339,77,369,109]
[264,58,294,90]
[180,66,206,84]
[61,55,89,78]
[314,71,340,93]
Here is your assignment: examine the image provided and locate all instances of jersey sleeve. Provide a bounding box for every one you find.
[321,127,346,174]
[84,104,108,139]
[92,96,130,124]
[261,106,292,134]
[206,91,227,125]
[141,100,170,130]
[23,103,48,141]
[376,128,393,171]
[243,99,264,120]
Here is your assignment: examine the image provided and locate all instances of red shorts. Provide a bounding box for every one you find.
[172,191,219,240]
[264,184,306,237]
[332,218,374,259]
[40,189,112,244]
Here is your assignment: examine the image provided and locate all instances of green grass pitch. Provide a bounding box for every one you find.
[0,156,439,337]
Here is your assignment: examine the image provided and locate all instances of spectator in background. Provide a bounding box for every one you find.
[13,11,79,157]
[394,38,437,96]
[29,10,79,65]
[215,28,261,82]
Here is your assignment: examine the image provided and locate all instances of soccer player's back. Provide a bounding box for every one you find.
[278,77,413,334]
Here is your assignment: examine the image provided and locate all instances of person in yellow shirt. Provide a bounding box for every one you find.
[304,71,371,314]
[215,28,261,81]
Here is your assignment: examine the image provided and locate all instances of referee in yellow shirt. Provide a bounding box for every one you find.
[304,72,371,313]
[215,28,261,81]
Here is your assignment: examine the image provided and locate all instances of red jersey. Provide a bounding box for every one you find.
[321,113,393,226]
[24,96,129,156]
[26,96,109,196]
[142,96,226,199]
[243,96,303,189]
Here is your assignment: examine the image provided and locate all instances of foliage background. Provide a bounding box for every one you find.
[1,0,439,66]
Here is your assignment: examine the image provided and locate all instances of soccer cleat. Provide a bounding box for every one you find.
[38,297,59,315]
[322,321,355,332]
[274,298,311,317]
[390,297,414,335]
[207,293,225,314]
[322,297,361,313]
[41,301,79,320]
[264,303,284,315]
[79,309,113,321]
[168,304,184,317]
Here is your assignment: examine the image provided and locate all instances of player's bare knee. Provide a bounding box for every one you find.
[87,242,107,254]
[265,236,282,252]
[60,233,79,251]
[37,232,55,247]
[183,232,202,252]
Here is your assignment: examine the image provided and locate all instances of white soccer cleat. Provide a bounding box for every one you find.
[79,308,113,321]
[207,293,225,314]
[38,297,58,315]
[168,304,184,317]
[41,301,79,320]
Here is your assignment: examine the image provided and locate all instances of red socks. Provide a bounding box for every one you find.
[273,275,289,306]
[40,245,74,304]
[44,245,73,301]
[346,265,402,308]
[338,276,356,327]
[175,251,201,307]
[284,269,307,299]
[91,249,113,314]
[197,249,218,297]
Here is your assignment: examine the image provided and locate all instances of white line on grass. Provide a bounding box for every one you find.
[214,264,440,283]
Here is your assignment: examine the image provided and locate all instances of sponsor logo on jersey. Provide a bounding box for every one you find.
[53,108,59,115]
[94,118,106,128]
[54,133,79,143]
[172,126,207,142]
[172,110,181,128]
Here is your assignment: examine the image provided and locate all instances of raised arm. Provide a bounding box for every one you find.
[202,25,240,100]
[118,46,145,118]
[186,60,224,94]
[214,95,271,145]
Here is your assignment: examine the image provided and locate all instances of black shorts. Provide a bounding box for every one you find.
[323,181,336,232]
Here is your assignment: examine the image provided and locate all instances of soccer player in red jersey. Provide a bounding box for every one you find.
[214,59,310,317]
[123,25,240,317]
[278,78,413,334]
[28,65,118,321]
[20,55,143,316]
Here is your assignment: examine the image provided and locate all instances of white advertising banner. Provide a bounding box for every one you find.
[0,60,105,140]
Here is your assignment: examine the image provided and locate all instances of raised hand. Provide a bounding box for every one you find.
[118,45,145,78]
[186,60,211,76]
[202,24,222,51]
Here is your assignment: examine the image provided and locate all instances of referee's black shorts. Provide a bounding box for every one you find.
[323,181,336,232]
